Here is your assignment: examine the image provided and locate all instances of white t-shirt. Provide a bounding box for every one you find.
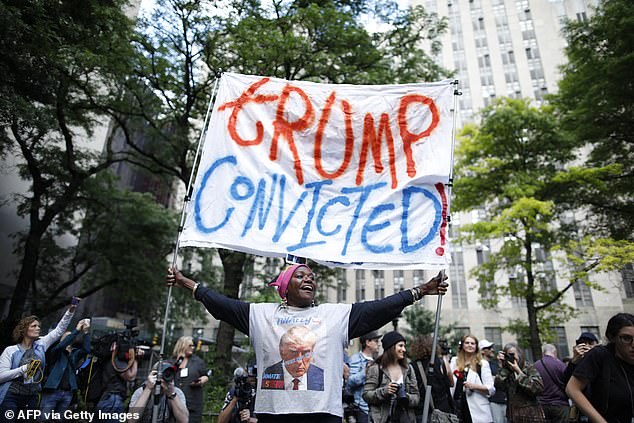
[250,303,352,416]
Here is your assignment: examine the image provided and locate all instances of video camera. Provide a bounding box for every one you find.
[439,339,452,356]
[233,367,255,412]
[92,318,141,361]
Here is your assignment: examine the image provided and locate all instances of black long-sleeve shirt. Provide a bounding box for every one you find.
[193,286,419,423]
[193,286,416,339]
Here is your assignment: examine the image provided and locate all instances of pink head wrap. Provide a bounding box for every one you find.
[268,264,312,300]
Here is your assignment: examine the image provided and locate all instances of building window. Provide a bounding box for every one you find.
[478,54,491,68]
[481,74,494,86]
[192,327,204,338]
[573,280,593,306]
[455,327,471,339]
[336,269,347,303]
[448,223,460,239]
[552,326,570,358]
[510,273,527,307]
[393,270,405,292]
[264,257,277,275]
[355,270,366,302]
[476,243,490,265]
[525,47,540,60]
[484,327,503,349]
[413,270,424,285]
[529,68,545,80]
[505,71,519,83]
[473,18,485,31]
[373,270,385,299]
[502,50,515,65]
[622,264,634,298]
[451,250,468,308]
[522,29,536,40]
[576,11,587,22]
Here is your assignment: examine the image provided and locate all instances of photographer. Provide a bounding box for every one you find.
[128,362,188,423]
[95,323,143,422]
[561,332,598,386]
[494,343,544,423]
[218,367,257,423]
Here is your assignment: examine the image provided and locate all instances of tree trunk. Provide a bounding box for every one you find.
[216,249,247,379]
[524,238,542,359]
[0,226,43,350]
[526,298,542,360]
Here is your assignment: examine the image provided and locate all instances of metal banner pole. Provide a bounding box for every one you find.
[160,73,221,357]
[422,79,460,423]
[152,73,222,423]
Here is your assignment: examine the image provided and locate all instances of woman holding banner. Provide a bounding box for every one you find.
[167,263,447,423]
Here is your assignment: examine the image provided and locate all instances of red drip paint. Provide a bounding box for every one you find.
[435,182,448,256]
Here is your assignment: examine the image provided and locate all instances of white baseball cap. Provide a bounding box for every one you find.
[479,339,494,350]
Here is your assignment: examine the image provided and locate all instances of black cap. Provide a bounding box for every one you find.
[381,331,406,351]
[360,331,381,345]
[576,332,599,344]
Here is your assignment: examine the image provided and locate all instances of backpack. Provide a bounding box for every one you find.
[75,356,105,406]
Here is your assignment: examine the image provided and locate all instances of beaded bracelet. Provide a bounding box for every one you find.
[411,286,423,302]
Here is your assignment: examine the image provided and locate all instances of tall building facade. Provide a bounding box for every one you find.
[419,0,597,123]
[342,0,632,353]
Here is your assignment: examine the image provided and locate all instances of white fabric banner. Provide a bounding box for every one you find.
[180,72,454,269]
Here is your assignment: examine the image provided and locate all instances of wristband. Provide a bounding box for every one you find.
[410,286,422,302]
[167,391,177,400]
[192,282,200,299]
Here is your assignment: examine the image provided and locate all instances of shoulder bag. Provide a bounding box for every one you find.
[410,361,459,423]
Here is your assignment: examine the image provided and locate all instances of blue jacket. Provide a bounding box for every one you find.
[42,329,90,391]
[347,351,372,413]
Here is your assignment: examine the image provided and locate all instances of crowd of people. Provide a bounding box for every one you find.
[344,316,634,423]
[0,297,210,423]
[0,264,632,423]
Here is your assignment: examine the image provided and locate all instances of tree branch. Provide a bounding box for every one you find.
[535,260,601,311]
[38,278,119,317]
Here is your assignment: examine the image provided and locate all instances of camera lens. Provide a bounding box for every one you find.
[159,362,176,382]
